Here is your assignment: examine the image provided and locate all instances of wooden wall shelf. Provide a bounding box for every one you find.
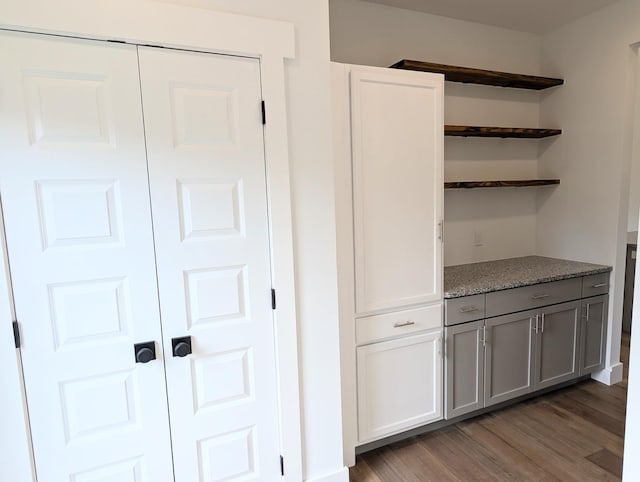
[445,180,560,189]
[390,60,563,90]
[445,126,561,139]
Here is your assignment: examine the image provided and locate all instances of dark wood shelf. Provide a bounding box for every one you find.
[445,179,560,189]
[445,125,562,139]
[390,60,563,90]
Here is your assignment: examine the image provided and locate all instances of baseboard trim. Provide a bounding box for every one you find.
[306,466,349,482]
[592,362,624,385]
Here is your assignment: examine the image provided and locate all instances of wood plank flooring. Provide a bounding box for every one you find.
[350,333,630,482]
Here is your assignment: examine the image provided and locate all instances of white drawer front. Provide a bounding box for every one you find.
[356,304,442,345]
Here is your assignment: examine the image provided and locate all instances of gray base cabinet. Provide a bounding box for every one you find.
[534,301,580,390]
[580,295,608,375]
[444,320,484,419]
[485,311,536,407]
[444,274,609,421]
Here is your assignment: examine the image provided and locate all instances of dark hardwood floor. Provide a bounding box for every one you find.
[350,333,630,481]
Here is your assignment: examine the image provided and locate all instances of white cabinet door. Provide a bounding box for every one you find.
[138,48,282,482]
[357,330,442,442]
[350,67,443,314]
[0,32,174,481]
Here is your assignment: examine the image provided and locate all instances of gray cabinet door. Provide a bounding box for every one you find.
[580,295,608,375]
[484,310,535,407]
[444,320,484,419]
[534,301,580,390]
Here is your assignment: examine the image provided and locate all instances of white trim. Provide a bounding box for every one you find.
[0,5,301,481]
[305,466,350,482]
[0,0,294,59]
[591,362,624,386]
[0,208,36,481]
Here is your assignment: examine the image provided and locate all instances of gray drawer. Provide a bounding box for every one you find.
[582,272,610,297]
[486,278,581,318]
[445,294,486,326]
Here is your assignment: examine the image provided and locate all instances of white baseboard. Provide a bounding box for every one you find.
[592,362,624,385]
[306,466,349,482]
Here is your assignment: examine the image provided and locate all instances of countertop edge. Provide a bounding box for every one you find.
[444,265,612,299]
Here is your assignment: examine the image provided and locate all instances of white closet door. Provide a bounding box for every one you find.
[0,32,174,481]
[138,47,281,482]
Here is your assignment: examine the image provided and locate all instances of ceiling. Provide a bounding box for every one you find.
[362,0,621,33]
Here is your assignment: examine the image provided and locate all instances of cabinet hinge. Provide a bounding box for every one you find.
[261,100,266,125]
[271,289,276,310]
[280,455,284,476]
[12,320,20,349]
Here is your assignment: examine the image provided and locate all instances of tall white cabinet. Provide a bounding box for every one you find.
[333,63,444,464]
[1,31,285,482]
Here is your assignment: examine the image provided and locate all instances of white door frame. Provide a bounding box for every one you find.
[0,3,301,481]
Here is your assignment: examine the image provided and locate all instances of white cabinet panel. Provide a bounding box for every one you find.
[350,68,443,314]
[357,330,442,443]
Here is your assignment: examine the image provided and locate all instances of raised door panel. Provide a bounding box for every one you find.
[350,67,443,314]
[445,321,484,419]
[357,330,442,443]
[138,47,281,482]
[484,311,535,407]
[534,301,580,390]
[580,295,608,375]
[0,32,173,481]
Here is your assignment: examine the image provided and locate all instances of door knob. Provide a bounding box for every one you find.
[172,336,192,357]
[134,341,156,363]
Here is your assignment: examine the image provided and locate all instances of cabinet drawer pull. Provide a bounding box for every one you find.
[393,320,416,328]
[459,306,479,313]
[531,294,550,300]
[591,283,608,288]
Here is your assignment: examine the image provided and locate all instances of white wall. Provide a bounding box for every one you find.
[329,0,545,266]
[0,1,346,481]
[537,0,640,386]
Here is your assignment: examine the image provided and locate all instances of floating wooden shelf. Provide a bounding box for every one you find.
[390,60,564,90]
[445,126,561,139]
[445,180,560,189]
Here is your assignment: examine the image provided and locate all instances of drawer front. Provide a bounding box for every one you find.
[486,278,581,318]
[582,273,610,297]
[445,294,486,326]
[356,304,442,345]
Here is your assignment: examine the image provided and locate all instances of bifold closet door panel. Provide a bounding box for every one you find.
[138,48,282,481]
[0,32,174,481]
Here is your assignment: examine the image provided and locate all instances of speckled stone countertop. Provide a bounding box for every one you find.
[444,256,612,298]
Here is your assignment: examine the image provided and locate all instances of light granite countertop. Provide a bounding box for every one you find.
[444,255,612,298]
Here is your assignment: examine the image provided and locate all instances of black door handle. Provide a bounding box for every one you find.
[134,341,156,363]
[172,336,192,357]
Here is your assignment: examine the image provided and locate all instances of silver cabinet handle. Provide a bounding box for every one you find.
[459,306,479,313]
[541,312,545,333]
[585,303,590,322]
[480,325,486,347]
[393,320,416,328]
[532,314,539,333]
[531,294,550,300]
[591,283,607,288]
